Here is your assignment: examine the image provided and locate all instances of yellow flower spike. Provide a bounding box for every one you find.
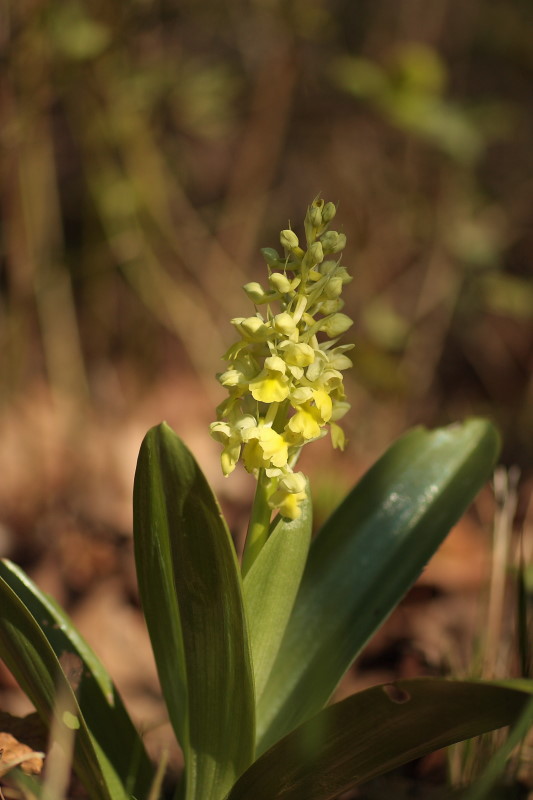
[210,196,353,533]
[242,426,289,472]
[249,355,290,403]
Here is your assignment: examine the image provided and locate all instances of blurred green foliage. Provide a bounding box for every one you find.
[1,0,532,468]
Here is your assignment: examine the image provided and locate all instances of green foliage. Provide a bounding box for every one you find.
[0,418,531,799]
[255,420,502,752]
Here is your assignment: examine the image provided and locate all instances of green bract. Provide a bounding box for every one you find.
[210,197,353,520]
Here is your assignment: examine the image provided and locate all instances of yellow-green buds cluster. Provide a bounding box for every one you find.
[210,197,353,520]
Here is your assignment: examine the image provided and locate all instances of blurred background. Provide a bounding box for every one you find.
[0,0,532,791]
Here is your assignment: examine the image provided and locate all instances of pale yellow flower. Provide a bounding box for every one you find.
[268,472,307,520]
[210,414,256,476]
[249,356,290,403]
[242,425,289,472]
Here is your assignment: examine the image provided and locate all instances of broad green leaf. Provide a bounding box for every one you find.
[257,419,500,752]
[0,559,154,799]
[243,487,312,705]
[227,679,530,800]
[0,576,130,800]
[133,422,255,800]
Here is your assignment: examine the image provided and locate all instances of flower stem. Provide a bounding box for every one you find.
[241,470,271,577]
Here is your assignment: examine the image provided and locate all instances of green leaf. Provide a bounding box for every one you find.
[461,681,533,800]
[257,419,500,752]
[3,767,43,798]
[243,487,312,706]
[0,576,130,800]
[227,679,530,800]
[0,559,154,799]
[133,422,255,800]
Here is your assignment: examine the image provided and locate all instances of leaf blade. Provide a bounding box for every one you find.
[133,422,255,800]
[243,487,312,705]
[0,559,154,799]
[257,419,500,751]
[228,679,530,800]
[0,576,130,800]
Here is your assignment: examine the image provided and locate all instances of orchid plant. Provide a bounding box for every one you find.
[0,198,531,800]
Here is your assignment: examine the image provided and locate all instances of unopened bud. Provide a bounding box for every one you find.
[269,272,292,293]
[308,204,322,228]
[302,241,324,268]
[320,231,347,254]
[273,312,297,335]
[281,341,315,367]
[322,202,336,223]
[279,471,307,494]
[280,229,299,251]
[243,282,267,303]
[321,298,344,314]
[324,276,343,300]
[321,313,353,337]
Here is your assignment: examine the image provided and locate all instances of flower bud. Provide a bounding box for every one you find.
[279,471,307,494]
[264,355,286,373]
[243,282,268,303]
[280,229,299,251]
[321,298,344,314]
[232,315,271,341]
[269,272,292,293]
[308,204,322,228]
[273,312,297,335]
[322,202,336,223]
[302,241,324,268]
[281,341,315,367]
[240,316,271,340]
[290,386,313,404]
[324,276,343,300]
[320,231,346,254]
[321,313,353,337]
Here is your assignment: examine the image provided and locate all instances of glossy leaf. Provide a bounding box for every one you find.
[0,576,130,800]
[133,422,255,800]
[257,419,500,752]
[243,487,312,704]
[0,559,154,799]
[228,679,530,800]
